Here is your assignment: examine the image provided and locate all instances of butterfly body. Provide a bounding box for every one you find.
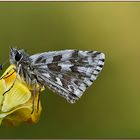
[9,48,105,103]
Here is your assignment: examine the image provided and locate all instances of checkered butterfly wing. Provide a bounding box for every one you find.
[30,50,105,103]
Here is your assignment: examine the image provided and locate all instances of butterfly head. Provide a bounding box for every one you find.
[10,47,28,65]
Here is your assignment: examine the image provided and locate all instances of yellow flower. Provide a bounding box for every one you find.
[0,65,42,126]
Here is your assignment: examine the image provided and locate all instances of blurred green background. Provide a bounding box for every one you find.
[0,2,140,138]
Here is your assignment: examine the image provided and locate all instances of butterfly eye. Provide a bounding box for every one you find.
[15,51,22,61]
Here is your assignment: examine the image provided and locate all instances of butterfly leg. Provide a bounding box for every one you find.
[3,64,21,95]
[37,86,42,113]
[31,80,38,114]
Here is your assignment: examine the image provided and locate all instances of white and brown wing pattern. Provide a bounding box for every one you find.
[30,50,105,103]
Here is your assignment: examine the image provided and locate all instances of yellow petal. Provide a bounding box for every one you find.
[27,95,42,124]
[0,65,42,126]
[0,80,5,111]
[1,80,31,112]
[2,95,42,126]
[0,65,31,112]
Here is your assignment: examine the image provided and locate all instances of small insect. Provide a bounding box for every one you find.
[1,48,105,104]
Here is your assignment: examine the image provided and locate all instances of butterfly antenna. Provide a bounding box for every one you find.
[0,59,8,70]
[0,64,3,70]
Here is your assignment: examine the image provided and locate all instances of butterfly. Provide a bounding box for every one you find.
[1,48,105,104]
